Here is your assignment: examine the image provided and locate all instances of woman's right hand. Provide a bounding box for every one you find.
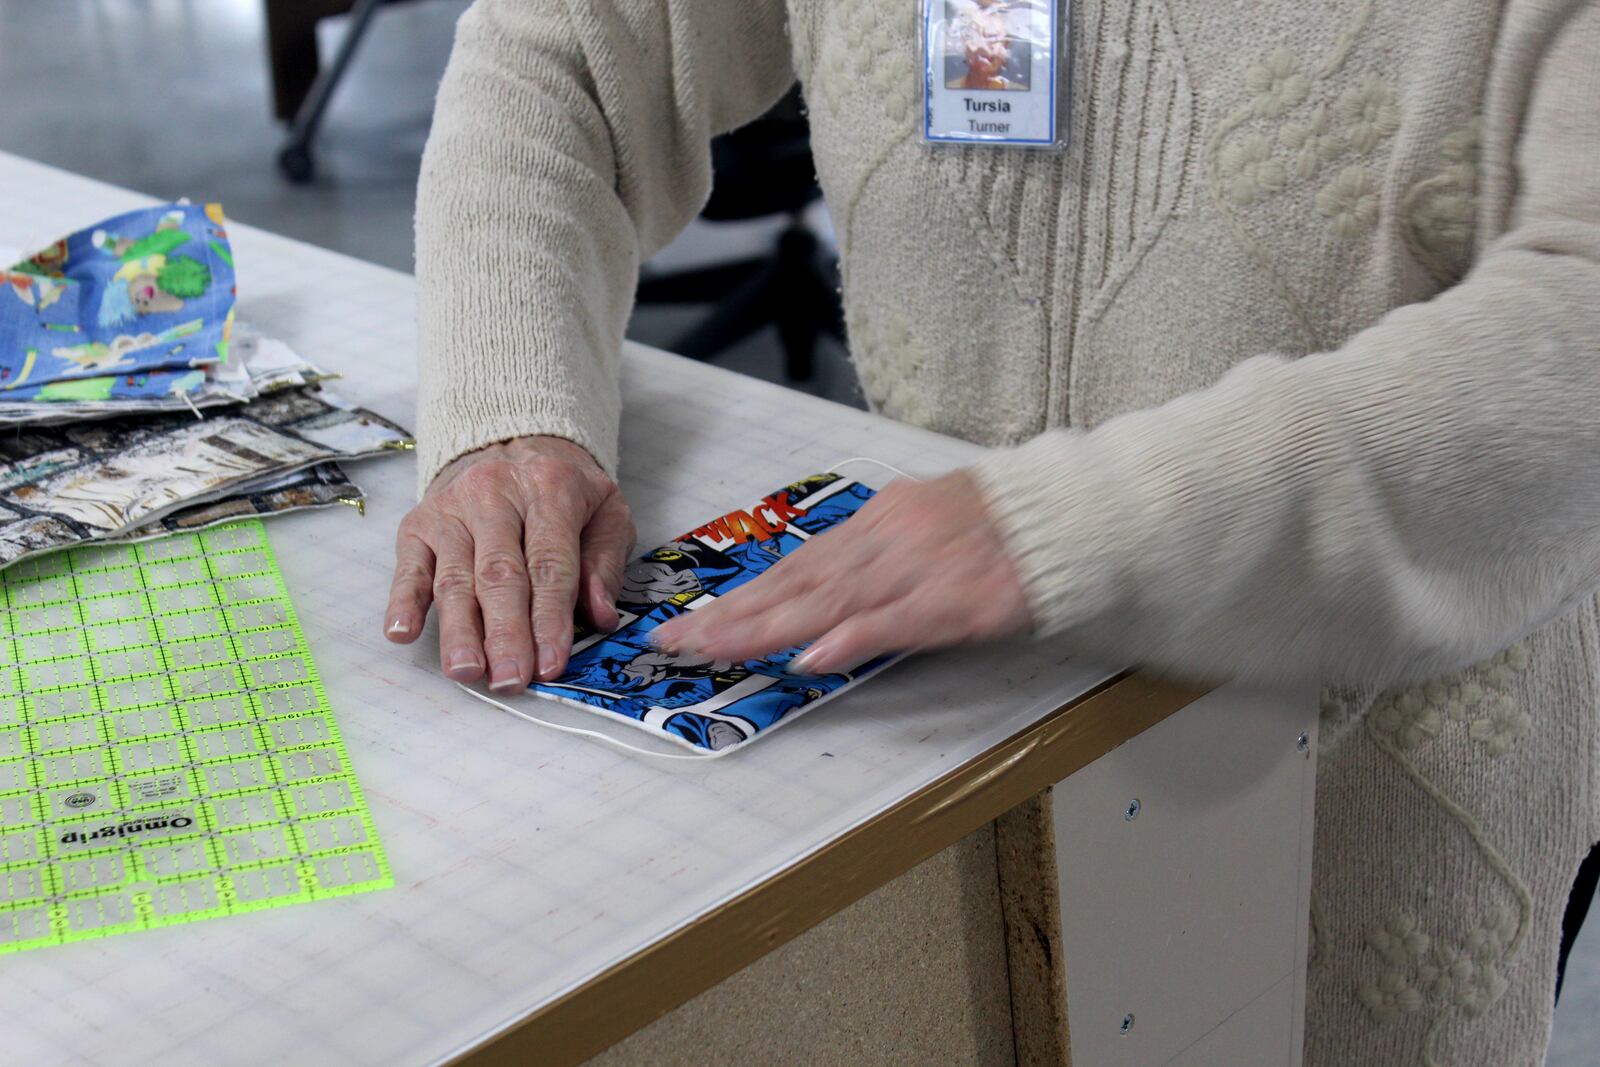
[383,435,636,694]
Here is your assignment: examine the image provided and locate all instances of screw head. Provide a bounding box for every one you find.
[1119,1013,1135,1034]
[1124,798,1141,820]
[1296,732,1311,753]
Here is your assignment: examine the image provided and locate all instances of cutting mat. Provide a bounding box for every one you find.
[0,521,390,953]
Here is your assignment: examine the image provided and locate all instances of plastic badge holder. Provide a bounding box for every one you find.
[921,0,1071,148]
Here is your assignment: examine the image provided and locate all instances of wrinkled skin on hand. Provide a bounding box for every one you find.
[384,435,636,693]
[651,471,1034,674]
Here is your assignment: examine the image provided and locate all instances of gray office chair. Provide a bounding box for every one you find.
[273,0,387,183]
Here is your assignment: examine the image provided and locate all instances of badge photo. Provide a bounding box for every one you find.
[921,0,1068,148]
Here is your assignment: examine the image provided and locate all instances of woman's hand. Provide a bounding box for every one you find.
[384,435,635,693]
[651,471,1033,674]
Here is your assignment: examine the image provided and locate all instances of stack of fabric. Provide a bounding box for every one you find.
[0,203,412,568]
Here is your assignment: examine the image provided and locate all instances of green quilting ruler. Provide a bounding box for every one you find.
[0,521,390,954]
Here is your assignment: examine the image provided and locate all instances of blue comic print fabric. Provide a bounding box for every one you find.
[1,202,235,401]
[533,473,897,754]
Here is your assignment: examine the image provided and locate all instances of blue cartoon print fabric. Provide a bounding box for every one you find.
[533,473,897,754]
[1,203,235,402]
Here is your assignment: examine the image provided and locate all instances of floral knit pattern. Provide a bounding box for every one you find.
[1205,0,1401,348]
[1402,118,1484,284]
[1212,30,1400,230]
[1280,104,1344,179]
[1337,73,1403,154]
[802,0,918,250]
[1314,165,1382,237]
[811,5,916,131]
[1315,637,1539,1064]
[1365,643,1533,758]
[848,306,931,426]
[1247,48,1312,119]
[1217,133,1287,205]
[1355,907,1523,1065]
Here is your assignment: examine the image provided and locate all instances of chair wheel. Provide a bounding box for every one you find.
[278,144,314,184]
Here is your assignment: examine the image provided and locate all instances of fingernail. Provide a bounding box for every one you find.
[536,647,561,682]
[788,645,826,676]
[446,649,482,678]
[386,617,411,636]
[594,580,621,629]
[488,663,522,693]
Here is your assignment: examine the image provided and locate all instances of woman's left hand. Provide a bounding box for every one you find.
[650,471,1034,674]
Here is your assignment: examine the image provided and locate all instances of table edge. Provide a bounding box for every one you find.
[449,670,1206,1067]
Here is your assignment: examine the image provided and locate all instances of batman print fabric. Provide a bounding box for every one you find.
[532,473,898,755]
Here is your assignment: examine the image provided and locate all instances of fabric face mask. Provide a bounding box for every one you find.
[2,202,236,401]
[463,471,902,758]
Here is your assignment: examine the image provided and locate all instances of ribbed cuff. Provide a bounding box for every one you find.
[415,372,620,494]
[416,412,620,495]
[968,429,1130,637]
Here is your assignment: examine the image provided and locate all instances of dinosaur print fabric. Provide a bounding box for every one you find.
[1,202,236,402]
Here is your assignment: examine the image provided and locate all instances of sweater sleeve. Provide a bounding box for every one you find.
[413,0,793,488]
[970,3,1600,688]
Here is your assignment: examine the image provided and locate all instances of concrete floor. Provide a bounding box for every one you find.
[1,2,1596,1063]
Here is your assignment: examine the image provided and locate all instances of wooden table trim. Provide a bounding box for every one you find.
[449,671,1204,1066]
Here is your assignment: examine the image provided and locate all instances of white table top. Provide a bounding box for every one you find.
[0,152,1115,1066]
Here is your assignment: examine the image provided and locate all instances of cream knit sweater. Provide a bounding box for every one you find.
[415,0,1600,1062]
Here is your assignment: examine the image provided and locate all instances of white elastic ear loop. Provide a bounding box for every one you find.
[825,457,923,482]
[457,683,722,761]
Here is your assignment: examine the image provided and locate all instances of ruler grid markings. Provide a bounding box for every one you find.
[0,521,391,952]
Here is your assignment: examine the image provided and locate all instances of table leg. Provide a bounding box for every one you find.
[1050,682,1319,1065]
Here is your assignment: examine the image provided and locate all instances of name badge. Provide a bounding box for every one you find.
[921,0,1068,148]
